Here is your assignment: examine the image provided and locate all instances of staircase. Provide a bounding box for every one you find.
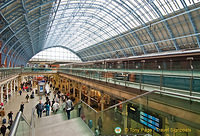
[34,114,94,136]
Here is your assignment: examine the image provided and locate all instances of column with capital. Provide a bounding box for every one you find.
[78,83,82,100]
[99,92,105,126]
[87,87,91,106]
[73,81,76,98]
[10,80,13,96]
[1,85,3,103]
[68,80,71,94]
[122,103,128,134]
[6,82,9,102]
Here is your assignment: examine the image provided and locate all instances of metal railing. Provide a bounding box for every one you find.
[9,111,31,136]
[73,90,200,135]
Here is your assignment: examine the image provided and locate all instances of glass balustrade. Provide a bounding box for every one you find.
[67,91,200,136]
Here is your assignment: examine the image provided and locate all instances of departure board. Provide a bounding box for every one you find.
[140,111,161,133]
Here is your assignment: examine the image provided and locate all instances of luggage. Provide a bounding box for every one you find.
[2,118,6,124]
[30,94,34,99]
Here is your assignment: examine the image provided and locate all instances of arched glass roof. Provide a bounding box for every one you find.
[30,47,81,62]
[45,0,200,52]
[0,0,200,66]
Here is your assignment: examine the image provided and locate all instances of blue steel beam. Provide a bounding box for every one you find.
[55,2,151,54]
[1,17,50,57]
[0,0,16,10]
[7,37,34,66]
[0,0,55,57]
[46,21,116,58]
[0,11,23,53]
[43,0,61,46]
[13,48,32,67]
[0,11,51,34]
[26,0,56,14]
[118,0,161,53]
[81,32,200,59]
[79,4,200,58]
[45,5,129,57]
[180,0,200,48]
[148,0,180,50]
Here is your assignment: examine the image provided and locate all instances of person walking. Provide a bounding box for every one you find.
[0,108,5,122]
[45,103,50,116]
[7,111,13,121]
[0,102,4,108]
[19,89,22,96]
[51,99,55,108]
[20,102,24,113]
[35,101,44,118]
[65,97,73,120]
[0,124,6,136]
[25,94,29,103]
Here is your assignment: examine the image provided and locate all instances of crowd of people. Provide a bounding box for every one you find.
[35,89,74,120]
[0,78,103,136]
[0,107,13,136]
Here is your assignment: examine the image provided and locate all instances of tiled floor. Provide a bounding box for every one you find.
[3,88,55,135]
[3,88,93,136]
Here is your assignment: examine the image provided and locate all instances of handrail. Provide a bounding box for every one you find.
[9,110,34,136]
[80,100,98,113]
[100,90,157,112]
[79,90,157,114]
[30,107,36,136]
[79,89,200,114]
[158,90,200,100]
[9,111,22,136]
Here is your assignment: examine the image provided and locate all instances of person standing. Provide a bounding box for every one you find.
[52,101,59,113]
[7,111,13,121]
[65,97,73,120]
[35,101,44,118]
[26,94,29,103]
[20,102,24,113]
[78,102,82,117]
[98,116,103,133]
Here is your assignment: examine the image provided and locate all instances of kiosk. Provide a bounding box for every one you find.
[38,80,45,95]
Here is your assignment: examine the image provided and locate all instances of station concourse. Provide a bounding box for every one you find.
[0,0,200,136]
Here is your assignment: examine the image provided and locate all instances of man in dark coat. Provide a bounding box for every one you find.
[20,102,24,113]
[0,124,6,136]
[35,101,44,118]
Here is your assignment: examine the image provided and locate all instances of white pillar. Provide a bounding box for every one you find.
[6,83,9,102]
[1,85,3,103]
[10,80,13,96]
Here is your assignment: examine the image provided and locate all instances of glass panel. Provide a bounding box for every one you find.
[70,91,200,135]
[15,115,31,136]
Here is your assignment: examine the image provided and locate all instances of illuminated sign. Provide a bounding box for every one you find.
[140,111,161,133]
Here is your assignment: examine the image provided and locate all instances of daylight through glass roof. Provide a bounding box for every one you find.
[44,0,199,52]
[0,0,200,66]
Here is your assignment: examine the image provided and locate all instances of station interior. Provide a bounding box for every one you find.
[0,0,200,136]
